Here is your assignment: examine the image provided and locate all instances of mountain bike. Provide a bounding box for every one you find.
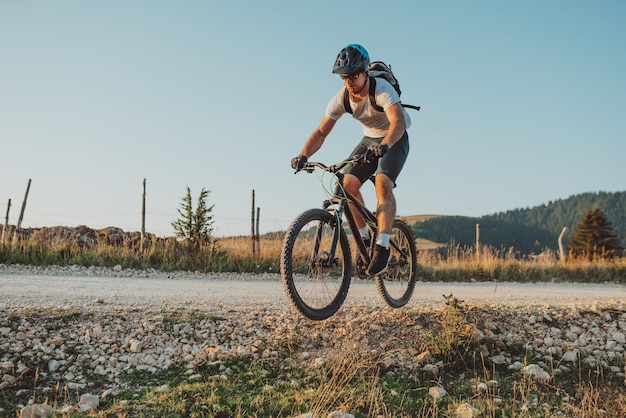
[280,154,418,320]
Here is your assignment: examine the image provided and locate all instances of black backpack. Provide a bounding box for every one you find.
[343,61,420,114]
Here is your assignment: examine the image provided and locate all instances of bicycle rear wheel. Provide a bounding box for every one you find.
[280,208,352,320]
[375,219,417,308]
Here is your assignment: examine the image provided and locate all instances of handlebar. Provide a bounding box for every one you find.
[296,153,369,174]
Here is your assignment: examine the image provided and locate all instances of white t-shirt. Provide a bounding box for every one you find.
[325,77,411,138]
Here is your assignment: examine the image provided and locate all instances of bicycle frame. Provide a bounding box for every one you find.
[323,172,412,274]
[322,171,377,264]
[299,154,411,272]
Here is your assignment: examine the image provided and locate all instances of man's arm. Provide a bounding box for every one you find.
[381,103,407,148]
[298,116,337,158]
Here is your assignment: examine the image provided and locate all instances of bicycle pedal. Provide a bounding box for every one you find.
[356,257,369,279]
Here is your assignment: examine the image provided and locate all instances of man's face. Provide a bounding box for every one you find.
[341,72,366,95]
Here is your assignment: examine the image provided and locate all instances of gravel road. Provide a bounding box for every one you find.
[2,265,626,417]
[1,265,624,311]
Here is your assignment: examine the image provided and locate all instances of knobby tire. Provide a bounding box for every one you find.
[280,208,352,320]
[375,219,417,308]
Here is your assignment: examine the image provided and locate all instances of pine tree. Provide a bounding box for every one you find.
[192,188,214,246]
[171,186,215,247]
[171,186,193,242]
[567,207,623,260]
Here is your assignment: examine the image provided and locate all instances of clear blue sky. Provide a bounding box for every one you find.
[1,1,625,237]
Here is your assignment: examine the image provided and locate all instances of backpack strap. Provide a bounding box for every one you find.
[371,77,421,112]
[402,103,421,111]
[343,88,353,114]
[343,77,421,115]
[368,77,384,112]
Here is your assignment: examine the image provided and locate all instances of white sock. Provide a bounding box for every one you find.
[359,226,370,240]
[376,233,390,249]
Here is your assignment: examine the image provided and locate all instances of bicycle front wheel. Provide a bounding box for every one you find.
[280,208,352,321]
[375,218,417,308]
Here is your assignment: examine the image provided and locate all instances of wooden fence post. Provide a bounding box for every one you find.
[13,179,31,244]
[2,199,10,248]
[256,207,260,254]
[141,178,146,249]
[558,226,568,263]
[251,190,256,257]
[475,223,480,257]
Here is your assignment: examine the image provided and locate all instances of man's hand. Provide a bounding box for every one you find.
[365,143,389,160]
[291,155,308,172]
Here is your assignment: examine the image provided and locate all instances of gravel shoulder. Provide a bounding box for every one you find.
[2,264,625,416]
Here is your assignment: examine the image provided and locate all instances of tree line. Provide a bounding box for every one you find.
[412,191,626,256]
[171,187,625,259]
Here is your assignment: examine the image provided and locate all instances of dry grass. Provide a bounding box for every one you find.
[218,234,284,260]
[219,235,626,284]
[1,232,625,284]
[413,241,626,283]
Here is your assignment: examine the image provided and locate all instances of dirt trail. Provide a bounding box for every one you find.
[1,273,624,311]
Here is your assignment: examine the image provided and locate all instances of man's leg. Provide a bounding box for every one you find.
[367,173,395,275]
[344,174,373,247]
[367,131,408,275]
[344,173,367,230]
[374,174,396,235]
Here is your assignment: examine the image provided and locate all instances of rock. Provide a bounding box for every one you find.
[489,354,507,365]
[19,404,54,418]
[101,388,117,398]
[327,411,355,418]
[456,402,479,417]
[562,349,580,362]
[423,363,439,376]
[523,364,551,382]
[429,386,447,400]
[129,340,142,353]
[79,394,99,409]
[3,374,17,384]
[47,360,60,373]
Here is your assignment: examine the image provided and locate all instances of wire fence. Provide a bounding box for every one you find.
[0,203,291,238]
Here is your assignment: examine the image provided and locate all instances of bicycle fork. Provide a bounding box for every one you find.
[309,201,345,271]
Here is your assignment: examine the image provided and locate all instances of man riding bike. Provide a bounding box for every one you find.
[291,43,412,276]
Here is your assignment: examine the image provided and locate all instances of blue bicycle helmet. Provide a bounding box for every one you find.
[332,44,370,75]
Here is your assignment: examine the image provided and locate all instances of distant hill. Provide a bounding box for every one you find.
[408,191,626,255]
[399,214,442,224]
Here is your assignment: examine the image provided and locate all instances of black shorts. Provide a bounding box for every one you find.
[344,131,409,186]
